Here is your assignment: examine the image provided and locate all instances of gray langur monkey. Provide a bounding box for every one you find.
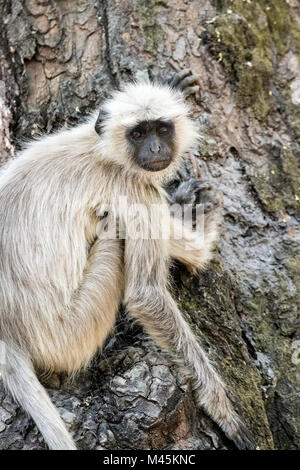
[0,70,255,450]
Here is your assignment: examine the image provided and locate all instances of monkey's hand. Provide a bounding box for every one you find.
[170,178,223,236]
[157,68,200,98]
[168,179,222,272]
[170,178,223,213]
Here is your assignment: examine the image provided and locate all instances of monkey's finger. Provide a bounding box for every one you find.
[202,199,221,213]
[169,68,192,87]
[179,75,200,90]
[175,179,211,195]
[191,180,212,192]
[183,86,200,98]
[159,73,174,86]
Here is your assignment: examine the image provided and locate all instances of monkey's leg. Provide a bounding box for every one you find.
[124,238,255,450]
[65,238,124,371]
[1,238,123,450]
[169,179,222,271]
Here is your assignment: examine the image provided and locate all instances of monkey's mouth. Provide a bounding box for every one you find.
[141,159,171,172]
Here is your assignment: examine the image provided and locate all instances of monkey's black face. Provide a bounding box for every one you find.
[126,119,175,172]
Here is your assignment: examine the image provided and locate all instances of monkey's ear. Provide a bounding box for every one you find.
[95,110,108,136]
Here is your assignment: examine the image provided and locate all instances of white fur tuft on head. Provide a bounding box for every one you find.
[103,81,191,127]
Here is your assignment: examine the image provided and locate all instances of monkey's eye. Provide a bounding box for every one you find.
[158,126,169,135]
[131,130,143,140]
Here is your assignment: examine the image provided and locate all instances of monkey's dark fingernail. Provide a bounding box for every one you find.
[183,86,200,98]
[171,68,192,87]
[179,75,199,90]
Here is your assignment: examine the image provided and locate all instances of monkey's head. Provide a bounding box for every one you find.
[95,81,197,181]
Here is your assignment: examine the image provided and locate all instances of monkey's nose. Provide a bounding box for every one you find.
[149,141,161,154]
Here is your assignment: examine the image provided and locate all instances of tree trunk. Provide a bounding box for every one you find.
[0,0,299,450]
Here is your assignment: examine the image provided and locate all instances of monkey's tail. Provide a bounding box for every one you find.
[0,343,76,450]
[194,377,256,450]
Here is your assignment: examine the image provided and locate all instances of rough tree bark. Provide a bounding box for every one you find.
[0,0,299,450]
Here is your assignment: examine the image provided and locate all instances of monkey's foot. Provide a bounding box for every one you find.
[161,68,199,97]
[170,178,223,213]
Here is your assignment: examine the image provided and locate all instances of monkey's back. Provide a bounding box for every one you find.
[0,123,105,371]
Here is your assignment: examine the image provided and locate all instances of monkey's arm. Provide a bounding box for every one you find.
[168,179,222,271]
[169,215,219,271]
[123,231,254,450]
